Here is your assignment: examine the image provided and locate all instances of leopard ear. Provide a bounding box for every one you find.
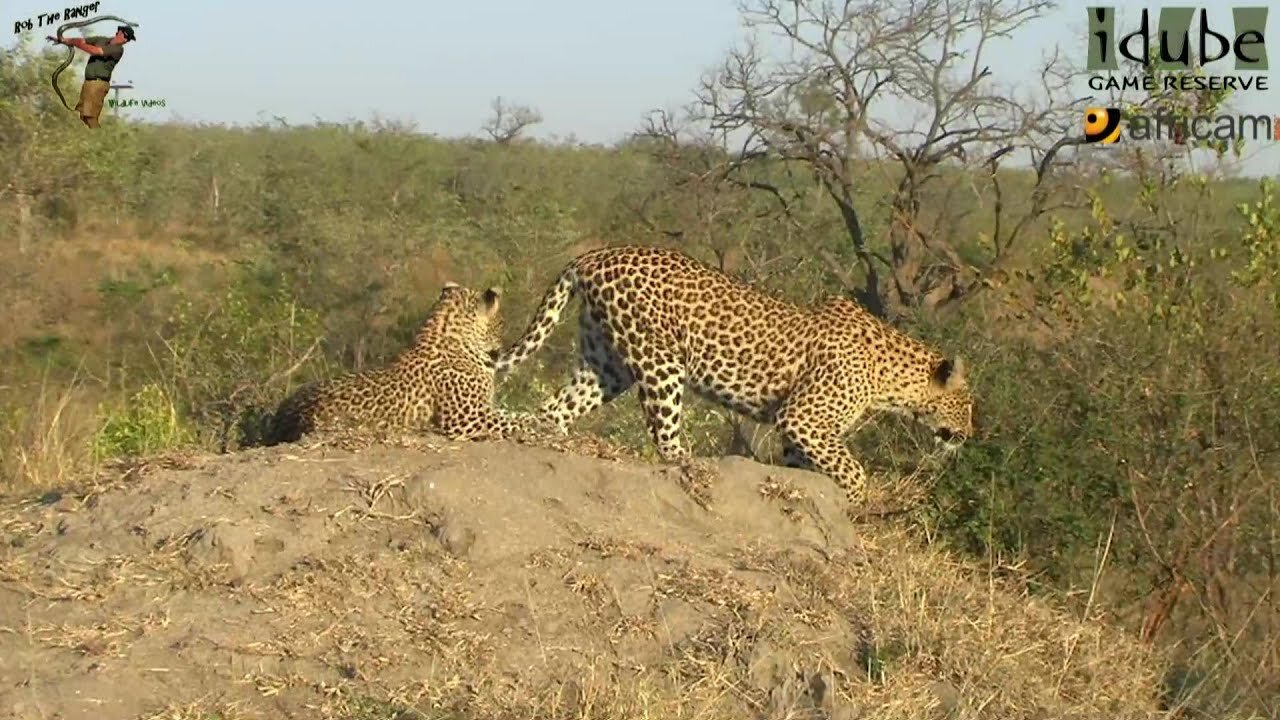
[439,281,461,299]
[932,356,967,390]
[482,287,502,314]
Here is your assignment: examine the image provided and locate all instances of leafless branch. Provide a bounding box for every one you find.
[676,0,1080,316]
[482,97,543,145]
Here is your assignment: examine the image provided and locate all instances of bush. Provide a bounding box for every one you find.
[908,175,1280,716]
[91,383,194,460]
[157,264,327,450]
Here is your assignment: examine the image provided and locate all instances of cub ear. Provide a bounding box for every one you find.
[482,287,502,314]
[931,356,967,390]
[440,279,465,298]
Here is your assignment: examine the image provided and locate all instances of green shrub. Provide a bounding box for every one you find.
[157,264,326,450]
[91,383,194,460]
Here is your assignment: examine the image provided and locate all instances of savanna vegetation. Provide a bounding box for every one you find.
[2,1,1277,717]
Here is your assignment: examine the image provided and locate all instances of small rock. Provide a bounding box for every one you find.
[655,597,704,647]
[433,520,476,558]
[927,680,962,717]
[557,679,583,717]
[187,521,256,583]
[256,535,286,554]
[808,670,837,715]
[746,642,787,691]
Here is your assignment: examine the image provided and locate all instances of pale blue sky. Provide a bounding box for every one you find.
[8,0,1277,176]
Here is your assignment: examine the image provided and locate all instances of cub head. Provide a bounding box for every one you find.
[432,282,505,359]
[919,356,974,452]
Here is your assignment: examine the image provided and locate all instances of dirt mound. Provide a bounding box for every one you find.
[0,434,1164,719]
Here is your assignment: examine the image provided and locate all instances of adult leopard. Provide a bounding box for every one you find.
[494,245,974,507]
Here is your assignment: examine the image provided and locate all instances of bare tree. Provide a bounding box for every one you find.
[683,0,1089,317]
[482,96,543,145]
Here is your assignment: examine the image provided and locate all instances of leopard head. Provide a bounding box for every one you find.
[920,356,974,452]
[428,283,505,362]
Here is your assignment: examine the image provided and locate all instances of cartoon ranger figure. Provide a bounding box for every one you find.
[47,24,136,129]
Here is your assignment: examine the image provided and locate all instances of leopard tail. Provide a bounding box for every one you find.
[493,263,580,375]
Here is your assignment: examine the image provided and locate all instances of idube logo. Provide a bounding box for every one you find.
[1086,6,1270,93]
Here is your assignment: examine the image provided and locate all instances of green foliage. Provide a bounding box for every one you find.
[923,351,1128,584]
[91,382,193,460]
[919,171,1280,717]
[159,265,326,449]
[1232,177,1280,303]
[16,334,81,373]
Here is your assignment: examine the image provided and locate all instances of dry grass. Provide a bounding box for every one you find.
[0,374,103,493]
[0,440,1175,720]
[0,223,229,351]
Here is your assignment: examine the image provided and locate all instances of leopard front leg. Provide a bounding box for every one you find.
[775,381,870,510]
[777,427,868,506]
[442,407,545,441]
[430,373,541,441]
[780,439,815,471]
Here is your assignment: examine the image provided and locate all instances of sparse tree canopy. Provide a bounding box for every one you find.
[675,0,1089,317]
[482,96,543,145]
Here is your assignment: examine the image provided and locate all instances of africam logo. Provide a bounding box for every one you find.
[1084,107,1123,144]
[1085,106,1280,145]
